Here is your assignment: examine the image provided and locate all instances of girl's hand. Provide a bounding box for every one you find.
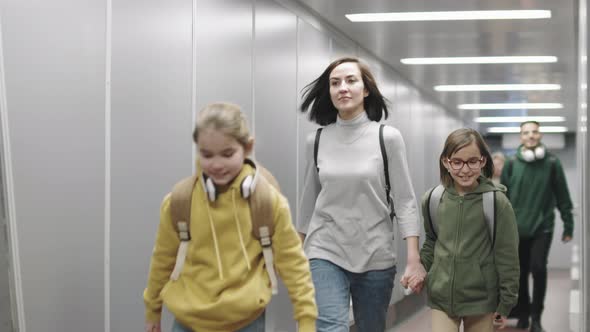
[400,260,426,294]
[145,321,161,332]
[492,313,507,329]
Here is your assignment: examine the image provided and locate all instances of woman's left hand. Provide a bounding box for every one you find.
[400,260,426,293]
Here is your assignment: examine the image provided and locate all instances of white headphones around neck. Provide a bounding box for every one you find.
[521,145,546,162]
[201,158,260,202]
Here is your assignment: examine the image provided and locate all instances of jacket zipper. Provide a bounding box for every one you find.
[450,198,463,315]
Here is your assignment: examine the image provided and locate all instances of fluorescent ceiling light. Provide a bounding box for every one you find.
[435,84,561,91]
[401,56,557,65]
[487,126,568,133]
[475,116,566,123]
[458,103,563,110]
[345,10,551,22]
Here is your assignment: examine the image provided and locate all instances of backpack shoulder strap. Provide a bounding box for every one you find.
[379,124,393,217]
[170,175,199,239]
[249,164,281,295]
[169,174,198,280]
[250,165,280,240]
[507,156,516,178]
[427,185,445,239]
[314,128,323,173]
[482,191,496,248]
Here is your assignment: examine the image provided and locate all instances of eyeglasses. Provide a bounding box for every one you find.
[447,157,484,170]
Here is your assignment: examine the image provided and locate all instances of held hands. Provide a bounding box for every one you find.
[400,260,427,294]
[145,321,161,332]
[492,313,507,329]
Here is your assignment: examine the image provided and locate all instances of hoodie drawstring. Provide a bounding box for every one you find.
[204,201,224,280]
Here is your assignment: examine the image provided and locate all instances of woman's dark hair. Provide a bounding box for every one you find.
[299,57,389,126]
[439,128,494,187]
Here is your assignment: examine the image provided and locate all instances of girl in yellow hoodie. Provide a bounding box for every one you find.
[144,102,318,332]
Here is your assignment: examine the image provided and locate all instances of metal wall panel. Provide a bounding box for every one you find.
[331,37,356,60]
[110,0,192,330]
[195,0,253,121]
[296,18,330,225]
[0,0,106,331]
[253,1,297,330]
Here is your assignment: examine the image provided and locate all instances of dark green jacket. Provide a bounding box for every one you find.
[420,177,519,317]
[500,145,574,239]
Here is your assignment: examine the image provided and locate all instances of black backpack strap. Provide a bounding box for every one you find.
[314,128,323,173]
[507,156,515,178]
[379,125,393,215]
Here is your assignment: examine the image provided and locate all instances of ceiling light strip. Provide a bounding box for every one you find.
[401,56,557,65]
[346,10,551,22]
[459,103,563,110]
[474,116,566,123]
[435,84,561,91]
[487,126,568,133]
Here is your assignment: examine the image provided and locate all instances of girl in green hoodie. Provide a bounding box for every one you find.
[420,129,519,332]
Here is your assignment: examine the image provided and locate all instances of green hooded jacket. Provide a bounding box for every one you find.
[500,145,574,239]
[420,177,519,317]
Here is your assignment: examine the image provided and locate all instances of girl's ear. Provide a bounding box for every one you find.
[364,88,369,98]
[481,156,487,168]
[244,137,254,156]
[441,158,450,170]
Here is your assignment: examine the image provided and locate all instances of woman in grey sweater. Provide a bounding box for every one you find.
[297,57,426,332]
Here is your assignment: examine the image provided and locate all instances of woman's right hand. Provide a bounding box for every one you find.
[145,321,161,332]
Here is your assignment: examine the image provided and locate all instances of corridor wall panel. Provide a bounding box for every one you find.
[295,18,330,226]
[195,0,253,120]
[253,1,297,330]
[0,0,106,330]
[110,0,193,331]
[331,37,357,60]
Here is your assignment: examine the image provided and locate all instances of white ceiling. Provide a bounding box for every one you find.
[294,0,578,134]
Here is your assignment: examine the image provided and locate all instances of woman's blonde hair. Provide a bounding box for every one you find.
[192,102,251,147]
[439,128,494,187]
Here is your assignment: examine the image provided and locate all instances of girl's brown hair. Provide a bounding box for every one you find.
[439,128,494,187]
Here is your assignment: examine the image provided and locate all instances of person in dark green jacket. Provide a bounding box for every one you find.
[501,121,574,332]
[421,128,519,332]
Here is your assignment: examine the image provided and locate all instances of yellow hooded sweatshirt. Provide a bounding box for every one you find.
[144,164,317,331]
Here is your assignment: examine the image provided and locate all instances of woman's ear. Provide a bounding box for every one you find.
[481,156,487,168]
[364,88,369,98]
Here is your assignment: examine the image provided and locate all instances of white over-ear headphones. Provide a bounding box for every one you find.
[201,158,259,202]
[521,146,546,162]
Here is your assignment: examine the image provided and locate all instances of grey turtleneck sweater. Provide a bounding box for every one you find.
[297,112,419,272]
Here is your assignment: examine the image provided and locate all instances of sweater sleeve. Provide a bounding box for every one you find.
[272,194,318,332]
[383,126,419,238]
[419,192,436,272]
[296,131,321,235]
[552,158,575,238]
[493,192,520,316]
[143,193,180,323]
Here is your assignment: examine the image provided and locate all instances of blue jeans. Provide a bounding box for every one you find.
[172,311,265,332]
[310,259,396,332]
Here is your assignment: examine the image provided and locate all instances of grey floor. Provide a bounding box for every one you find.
[0,267,574,332]
[389,269,572,332]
